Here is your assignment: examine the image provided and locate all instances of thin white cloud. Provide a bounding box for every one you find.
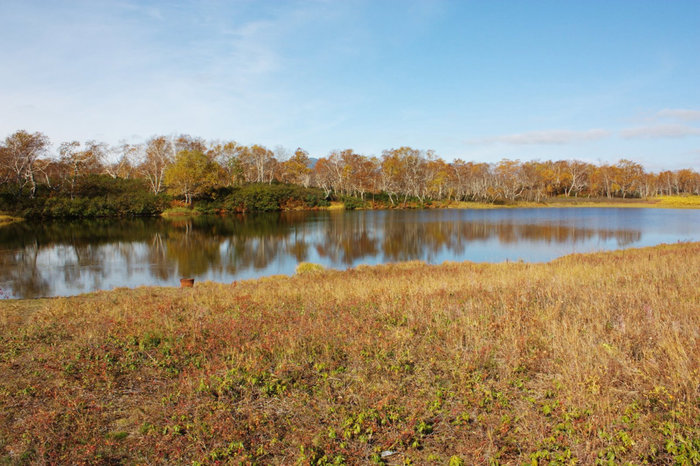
[114,2,164,21]
[469,129,610,145]
[657,108,700,121]
[0,1,316,145]
[620,124,700,139]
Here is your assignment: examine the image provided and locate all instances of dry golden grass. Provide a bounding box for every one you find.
[444,196,700,210]
[655,195,700,208]
[543,195,700,209]
[326,201,347,210]
[1,243,698,464]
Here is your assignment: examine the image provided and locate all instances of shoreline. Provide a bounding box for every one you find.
[2,195,698,225]
[2,241,698,303]
[156,195,700,216]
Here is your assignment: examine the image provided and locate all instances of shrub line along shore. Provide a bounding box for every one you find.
[3,194,699,224]
[1,242,698,464]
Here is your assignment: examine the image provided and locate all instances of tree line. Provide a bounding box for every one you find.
[1,129,699,209]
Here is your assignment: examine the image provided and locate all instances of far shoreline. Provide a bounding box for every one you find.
[160,194,700,217]
[2,194,698,224]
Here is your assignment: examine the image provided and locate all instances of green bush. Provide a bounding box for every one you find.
[74,175,152,198]
[222,183,329,212]
[295,262,326,274]
[0,175,168,218]
[6,194,163,219]
[340,195,367,210]
[3,179,333,218]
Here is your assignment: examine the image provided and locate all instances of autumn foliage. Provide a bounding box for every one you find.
[1,130,699,211]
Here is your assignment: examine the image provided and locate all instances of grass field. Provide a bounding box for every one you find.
[542,195,700,209]
[1,243,698,464]
[654,195,700,208]
[443,195,700,210]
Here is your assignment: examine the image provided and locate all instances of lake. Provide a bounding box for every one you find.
[1,208,698,299]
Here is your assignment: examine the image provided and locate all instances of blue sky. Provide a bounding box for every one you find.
[1,0,699,170]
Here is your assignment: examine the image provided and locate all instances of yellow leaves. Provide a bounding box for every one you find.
[164,150,221,204]
[584,375,600,395]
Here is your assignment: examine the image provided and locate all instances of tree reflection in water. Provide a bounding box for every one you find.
[0,207,695,298]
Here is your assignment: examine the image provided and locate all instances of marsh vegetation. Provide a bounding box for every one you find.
[0,243,698,464]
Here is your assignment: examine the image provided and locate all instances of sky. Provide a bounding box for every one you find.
[1,0,699,170]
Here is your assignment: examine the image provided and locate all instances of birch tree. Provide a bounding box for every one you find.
[139,136,175,194]
[0,130,50,198]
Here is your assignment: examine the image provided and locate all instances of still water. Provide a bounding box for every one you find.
[1,208,698,298]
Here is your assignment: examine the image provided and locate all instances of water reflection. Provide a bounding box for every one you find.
[0,208,697,298]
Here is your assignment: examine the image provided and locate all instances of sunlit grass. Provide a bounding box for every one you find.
[1,243,698,464]
[655,195,700,208]
[440,197,700,210]
[544,195,700,209]
[325,201,346,210]
[161,206,202,217]
[295,262,326,274]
